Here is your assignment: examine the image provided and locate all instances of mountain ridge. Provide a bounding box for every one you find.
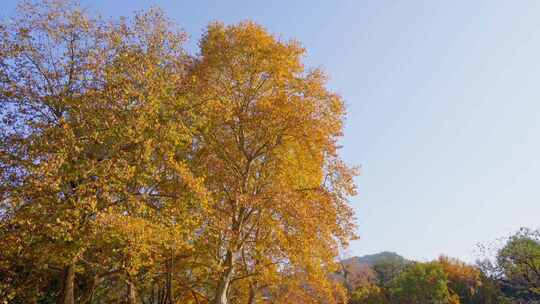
[343,251,409,266]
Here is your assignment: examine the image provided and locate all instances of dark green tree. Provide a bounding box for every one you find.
[478,228,540,302]
[388,262,456,304]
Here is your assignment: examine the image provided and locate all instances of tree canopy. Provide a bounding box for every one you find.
[0,1,357,304]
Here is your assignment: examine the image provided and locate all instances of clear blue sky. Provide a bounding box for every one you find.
[5,0,540,263]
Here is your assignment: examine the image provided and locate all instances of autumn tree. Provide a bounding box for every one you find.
[1,2,357,303]
[0,1,205,303]
[0,2,115,302]
[339,260,377,294]
[437,256,482,303]
[186,22,357,304]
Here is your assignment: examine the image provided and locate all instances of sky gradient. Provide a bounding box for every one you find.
[4,0,540,263]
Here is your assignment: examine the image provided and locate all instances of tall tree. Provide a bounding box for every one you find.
[0,2,113,302]
[188,22,357,304]
[0,2,205,302]
[1,2,357,303]
[479,228,540,302]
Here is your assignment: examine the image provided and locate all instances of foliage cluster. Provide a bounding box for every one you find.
[0,1,357,304]
[344,229,540,304]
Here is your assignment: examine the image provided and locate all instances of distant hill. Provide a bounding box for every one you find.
[337,252,411,289]
[336,252,410,290]
[350,251,409,266]
[343,251,410,267]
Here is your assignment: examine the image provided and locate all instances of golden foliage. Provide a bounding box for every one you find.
[0,2,357,304]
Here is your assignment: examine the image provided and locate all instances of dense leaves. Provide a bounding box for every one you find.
[345,232,540,304]
[478,228,540,303]
[388,262,454,304]
[0,1,357,304]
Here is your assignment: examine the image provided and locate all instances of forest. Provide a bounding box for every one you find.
[1,1,539,304]
[339,228,540,303]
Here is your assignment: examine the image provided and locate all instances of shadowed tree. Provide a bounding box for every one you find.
[478,228,540,302]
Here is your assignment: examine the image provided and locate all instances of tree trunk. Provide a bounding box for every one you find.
[81,273,100,304]
[247,284,257,304]
[127,281,138,304]
[166,255,174,304]
[60,263,75,304]
[213,250,235,304]
[214,276,232,304]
